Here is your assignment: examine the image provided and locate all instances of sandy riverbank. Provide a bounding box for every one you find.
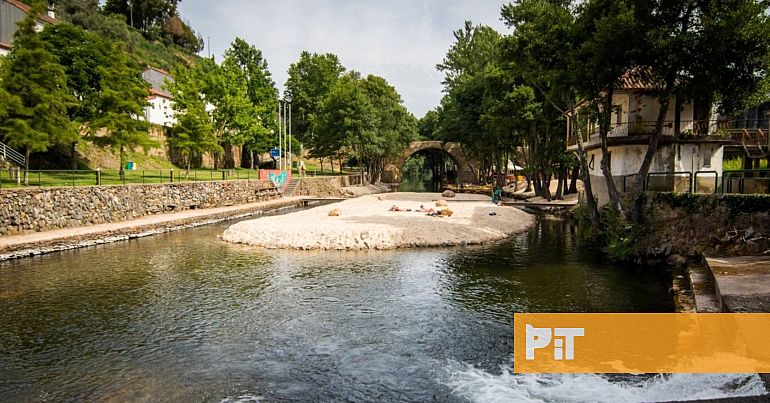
[222,192,535,250]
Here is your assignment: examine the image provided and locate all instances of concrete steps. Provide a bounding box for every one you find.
[283,178,300,197]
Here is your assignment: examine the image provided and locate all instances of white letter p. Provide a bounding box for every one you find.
[525,324,551,360]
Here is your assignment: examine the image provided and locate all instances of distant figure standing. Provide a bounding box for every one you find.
[299,160,306,176]
[492,188,503,205]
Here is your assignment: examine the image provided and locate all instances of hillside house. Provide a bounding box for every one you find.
[0,0,56,55]
[566,77,731,204]
[142,67,176,127]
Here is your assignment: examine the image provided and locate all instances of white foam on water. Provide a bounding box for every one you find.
[444,362,767,403]
[219,395,264,403]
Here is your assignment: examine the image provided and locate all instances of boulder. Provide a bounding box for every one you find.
[436,200,448,207]
[666,254,687,267]
[442,190,456,198]
[328,208,341,217]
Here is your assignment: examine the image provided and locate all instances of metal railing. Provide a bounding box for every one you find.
[0,141,25,167]
[721,169,770,195]
[644,171,693,193]
[0,169,263,189]
[569,120,734,142]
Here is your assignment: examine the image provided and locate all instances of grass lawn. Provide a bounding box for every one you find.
[0,166,358,189]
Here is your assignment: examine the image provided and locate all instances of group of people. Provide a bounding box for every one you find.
[388,204,453,217]
[388,205,435,213]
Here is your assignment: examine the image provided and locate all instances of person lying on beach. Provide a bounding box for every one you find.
[388,205,411,212]
[417,205,435,213]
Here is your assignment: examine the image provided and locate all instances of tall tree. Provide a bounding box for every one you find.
[223,38,279,168]
[314,72,376,184]
[0,4,78,184]
[86,43,154,177]
[284,51,346,151]
[41,23,113,169]
[166,64,222,177]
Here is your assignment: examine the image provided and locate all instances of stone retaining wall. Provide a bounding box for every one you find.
[294,175,363,198]
[0,180,280,236]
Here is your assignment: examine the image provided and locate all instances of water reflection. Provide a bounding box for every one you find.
[0,215,685,402]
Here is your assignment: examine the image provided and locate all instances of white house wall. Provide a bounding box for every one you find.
[145,97,175,127]
[585,142,724,204]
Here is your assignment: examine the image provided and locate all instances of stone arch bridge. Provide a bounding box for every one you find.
[386,141,478,183]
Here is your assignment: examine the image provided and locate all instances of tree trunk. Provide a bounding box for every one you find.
[572,114,602,230]
[569,167,579,194]
[119,146,125,182]
[598,89,624,215]
[555,166,565,200]
[69,141,78,170]
[249,149,254,170]
[629,96,672,223]
[357,146,366,185]
[185,157,190,180]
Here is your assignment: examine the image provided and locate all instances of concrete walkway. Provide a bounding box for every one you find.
[0,196,305,260]
[705,256,770,313]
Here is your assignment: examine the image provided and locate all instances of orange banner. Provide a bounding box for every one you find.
[513,313,770,373]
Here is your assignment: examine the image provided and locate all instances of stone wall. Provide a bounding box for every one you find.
[294,175,363,198]
[639,193,770,262]
[0,180,280,236]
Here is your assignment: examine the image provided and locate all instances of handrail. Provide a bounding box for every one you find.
[0,141,25,167]
[721,169,770,194]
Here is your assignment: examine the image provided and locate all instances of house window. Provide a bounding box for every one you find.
[703,151,711,168]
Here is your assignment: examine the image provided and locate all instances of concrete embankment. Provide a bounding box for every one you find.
[0,197,304,261]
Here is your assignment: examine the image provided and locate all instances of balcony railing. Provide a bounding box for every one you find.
[566,120,737,146]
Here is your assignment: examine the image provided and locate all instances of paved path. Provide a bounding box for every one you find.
[705,256,770,313]
[0,197,305,259]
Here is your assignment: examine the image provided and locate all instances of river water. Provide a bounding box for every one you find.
[0,207,765,402]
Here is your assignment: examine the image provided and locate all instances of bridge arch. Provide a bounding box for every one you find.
[386,141,477,184]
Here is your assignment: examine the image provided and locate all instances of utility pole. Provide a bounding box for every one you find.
[129,2,134,28]
[289,102,294,170]
[275,100,283,169]
[207,36,210,58]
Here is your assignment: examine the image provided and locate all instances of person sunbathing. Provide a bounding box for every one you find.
[388,205,411,212]
[417,205,435,213]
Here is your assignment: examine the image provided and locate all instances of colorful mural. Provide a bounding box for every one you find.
[259,170,292,193]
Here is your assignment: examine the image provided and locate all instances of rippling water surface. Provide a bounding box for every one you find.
[0,209,765,402]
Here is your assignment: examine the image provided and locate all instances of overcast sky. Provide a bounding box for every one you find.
[176,0,511,118]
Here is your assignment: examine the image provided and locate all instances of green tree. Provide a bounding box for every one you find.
[87,43,154,177]
[0,4,78,184]
[40,23,113,169]
[418,109,441,140]
[285,51,346,159]
[166,64,222,177]
[222,38,279,168]
[314,72,376,183]
[204,57,255,169]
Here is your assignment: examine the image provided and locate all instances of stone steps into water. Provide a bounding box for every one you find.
[283,178,300,197]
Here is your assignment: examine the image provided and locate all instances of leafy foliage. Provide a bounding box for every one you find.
[0,4,78,180]
[86,43,154,168]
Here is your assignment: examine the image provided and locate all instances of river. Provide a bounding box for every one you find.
[0,207,765,402]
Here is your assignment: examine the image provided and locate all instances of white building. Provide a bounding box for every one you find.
[566,76,731,204]
[145,89,176,127]
[0,0,57,56]
[141,67,176,127]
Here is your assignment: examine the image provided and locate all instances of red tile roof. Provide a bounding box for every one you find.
[0,42,12,50]
[148,88,174,100]
[4,0,57,25]
[143,66,174,78]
